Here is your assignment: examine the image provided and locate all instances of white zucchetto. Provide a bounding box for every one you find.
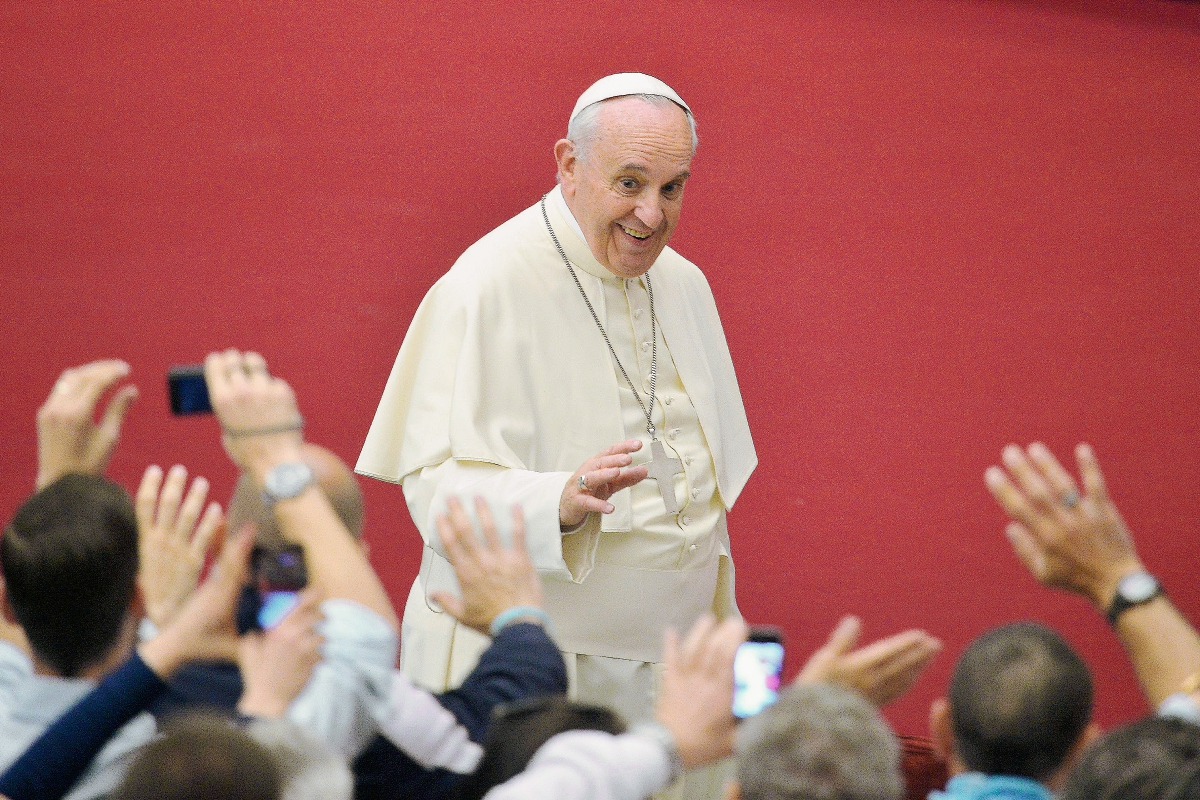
[569,72,691,124]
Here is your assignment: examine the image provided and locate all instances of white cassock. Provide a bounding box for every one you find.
[357,185,756,797]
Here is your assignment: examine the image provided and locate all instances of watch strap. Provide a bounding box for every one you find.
[1106,573,1163,626]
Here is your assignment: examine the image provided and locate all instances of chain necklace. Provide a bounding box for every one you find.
[541,195,658,437]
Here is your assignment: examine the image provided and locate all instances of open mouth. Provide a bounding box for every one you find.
[620,225,653,241]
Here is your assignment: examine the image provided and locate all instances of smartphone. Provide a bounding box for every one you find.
[733,626,785,719]
[235,545,308,634]
[168,365,211,415]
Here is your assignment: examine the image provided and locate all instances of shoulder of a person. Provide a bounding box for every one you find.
[652,247,716,298]
[440,202,549,290]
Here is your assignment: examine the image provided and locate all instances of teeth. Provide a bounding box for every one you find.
[621,225,651,240]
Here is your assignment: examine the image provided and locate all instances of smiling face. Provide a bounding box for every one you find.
[556,97,694,278]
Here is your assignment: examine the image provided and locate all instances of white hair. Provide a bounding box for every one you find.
[567,93,698,162]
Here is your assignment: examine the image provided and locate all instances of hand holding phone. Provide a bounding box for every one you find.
[733,626,785,719]
[236,545,308,634]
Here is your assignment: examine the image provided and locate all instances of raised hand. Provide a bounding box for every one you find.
[985,442,1142,609]
[137,525,255,676]
[36,360,138,489]
[797,616,941,706]
[204,349,304,478]
[656,614,748,770]
[559,439,649,529]
[237,590,325,718]
[429,496,544,635]
[135,464,224,628]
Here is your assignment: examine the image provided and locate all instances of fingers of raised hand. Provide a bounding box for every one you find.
[597,439,644,458]
[473,496,504,550]
[155,465,189,530]
[679,614,718,670]
[1001,445,1056,512]
[136,465,165,533]
[824,615,862,656]
[1004,521,1049,581]
[985,465,1035,524]
[190,503,224,562]
[510,505,528,552]
[1075,443,1110,506]
[176,475,210,535]
[1027,442,1080,501]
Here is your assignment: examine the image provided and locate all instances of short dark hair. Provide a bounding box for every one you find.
[949,622,1093,781]
[1063,716,1200,800]
[1,474,139,677]
[115,713,281,800]
[454,695,626,800]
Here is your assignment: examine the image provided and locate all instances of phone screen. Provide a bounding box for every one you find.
[733,638,785,718]
[257,590,301,629]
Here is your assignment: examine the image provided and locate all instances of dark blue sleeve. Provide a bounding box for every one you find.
[436,621,568,742]
[0,652,167,800]
[352,622,567,800]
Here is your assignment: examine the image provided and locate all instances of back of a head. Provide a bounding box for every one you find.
[735,683,903,800]
[949,622,1092,782]
[114,714,281,800]
[228,443,364,549]
[1063,716,1200,800]
[1,474,138,677]
[455,696,627,800]
[247,718,354,800]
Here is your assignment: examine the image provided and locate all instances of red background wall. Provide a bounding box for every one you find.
[3,1,1199,735]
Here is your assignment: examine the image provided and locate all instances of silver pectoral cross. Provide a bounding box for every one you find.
[645,438,684,514]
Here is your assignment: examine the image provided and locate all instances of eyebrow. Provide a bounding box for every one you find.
[619,164,691,182]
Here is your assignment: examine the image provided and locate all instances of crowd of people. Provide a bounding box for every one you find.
[0,352,1196,800]
[4,68,1200,800]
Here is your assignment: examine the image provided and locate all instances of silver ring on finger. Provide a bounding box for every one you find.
[578,475,589,492]
[1060,490,1080,509]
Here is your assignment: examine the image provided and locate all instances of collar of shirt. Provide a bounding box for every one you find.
[547,185,627,283]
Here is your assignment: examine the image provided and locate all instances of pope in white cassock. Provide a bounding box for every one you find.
[357,73,757,796]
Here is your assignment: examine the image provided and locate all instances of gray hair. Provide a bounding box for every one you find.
[735,683,903,800]
[246,719,354,800]
[567,93,698,163]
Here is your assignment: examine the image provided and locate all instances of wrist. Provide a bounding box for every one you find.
[237,688,289,719]
[137,635,183,679]
[243,440,306,484]
[1090,560,1146,612]
[489,605,553,636]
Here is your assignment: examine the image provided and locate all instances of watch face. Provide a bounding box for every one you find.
[266,462,314,500]
[1120,572,1159,603]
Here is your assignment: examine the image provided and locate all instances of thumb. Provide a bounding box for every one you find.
[429,591,466,623]
[96,385,139,448]
[824,615,862,655]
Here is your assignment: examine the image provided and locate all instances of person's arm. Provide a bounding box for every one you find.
[35,360,138,490]
[205,349,397,629]
[0,526,266,800]
[795,616,942,706]
[986,442,1200,706]
[482,615,747,800]
[206,349,399,758]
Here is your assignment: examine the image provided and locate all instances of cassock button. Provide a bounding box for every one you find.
[641,341,651,352]
[684,456,692,465]
[668,428,680,440]
[634,308,644,319]
[664,397,673,405]
[689,544,697,552]
[691,488,700,499]
[681,515,691,526]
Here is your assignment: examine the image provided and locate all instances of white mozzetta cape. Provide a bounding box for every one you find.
[358,191,755,508]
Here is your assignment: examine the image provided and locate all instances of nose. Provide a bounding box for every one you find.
[633,195,664,231]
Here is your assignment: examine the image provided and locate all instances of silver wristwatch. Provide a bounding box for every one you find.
[262,461,315,508]
[1106,571,1163,626]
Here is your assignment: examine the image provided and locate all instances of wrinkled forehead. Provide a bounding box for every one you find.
[591,98,696,163]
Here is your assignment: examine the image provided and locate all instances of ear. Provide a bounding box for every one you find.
[1046,722,1102,792]
[130,582,146,620]
[929,697,955,765]
[554,138,579,196]
[0,574,17,625]
[723,780,742,800]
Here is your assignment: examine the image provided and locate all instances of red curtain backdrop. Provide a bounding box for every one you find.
[3,0,1198,735]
